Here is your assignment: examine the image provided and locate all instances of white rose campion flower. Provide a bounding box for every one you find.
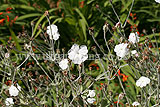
[155,0,160,3]
[68,44,88,64]
[128,32,140,44]
[9,85,20,96]
[132,101,140,106]
[47,24,60,40]
[136,76,150,88]
[87,90,96,98]
[59,59,69,70]
[5,98,14,107]
[87,98,96,104]
[114,43,129,58]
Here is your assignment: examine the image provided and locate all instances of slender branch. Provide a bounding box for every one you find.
[122,0,135,28]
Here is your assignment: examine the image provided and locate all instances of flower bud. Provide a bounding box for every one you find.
[71,74,76,80]
[88,27,94,35]
[45,11,49,16]
[78,78,82,84]
[31,21,35,26]
[96,4,99,8]
[62,70,68,76]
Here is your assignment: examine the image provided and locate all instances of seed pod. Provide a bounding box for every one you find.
[91,46,96,51]
[34,78,39,83]
[39,75,44,79]
[71,74,76,80]
[146,70,150,74]
[28,71,33,77]
[62,70,68,76]
[88,27,94,35]
[78,78,82,84]
[62,48,65,53]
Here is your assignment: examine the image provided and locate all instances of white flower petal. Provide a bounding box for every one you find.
[136,80,141,87]
[87,98,96,104]
[87,90,96,97]
[81,54,88,62]
[53,32,60,41]
[59,59,68,70]
[71,44,79,51]
[136,76,150,88]
[47,24,58,34]
[78,45,88,55]
[68,50,77,60]
[155,0,160,3]
[114,43,129,58]
[5,98,14,106]
[72,54,83,64]
[132,101,140,106]
[47,24,60,40]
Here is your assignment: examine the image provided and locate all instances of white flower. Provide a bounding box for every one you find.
[68,44,88,64]
[131,50,139,57]
[128,32,140,44]
[87,98,96,104]
[78,45,88,55]
[136,76,150,88]
[155,0,160,3]
[9,85,20,96]
[5,98,14,107]
[59,59,68,70]
[47,24,58,34]
[87,90,96,98]
[132,101,140,106]
[47,24,60,40]
[114,43,129,58]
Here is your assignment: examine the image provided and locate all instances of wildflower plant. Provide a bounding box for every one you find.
[0,0,160,107]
